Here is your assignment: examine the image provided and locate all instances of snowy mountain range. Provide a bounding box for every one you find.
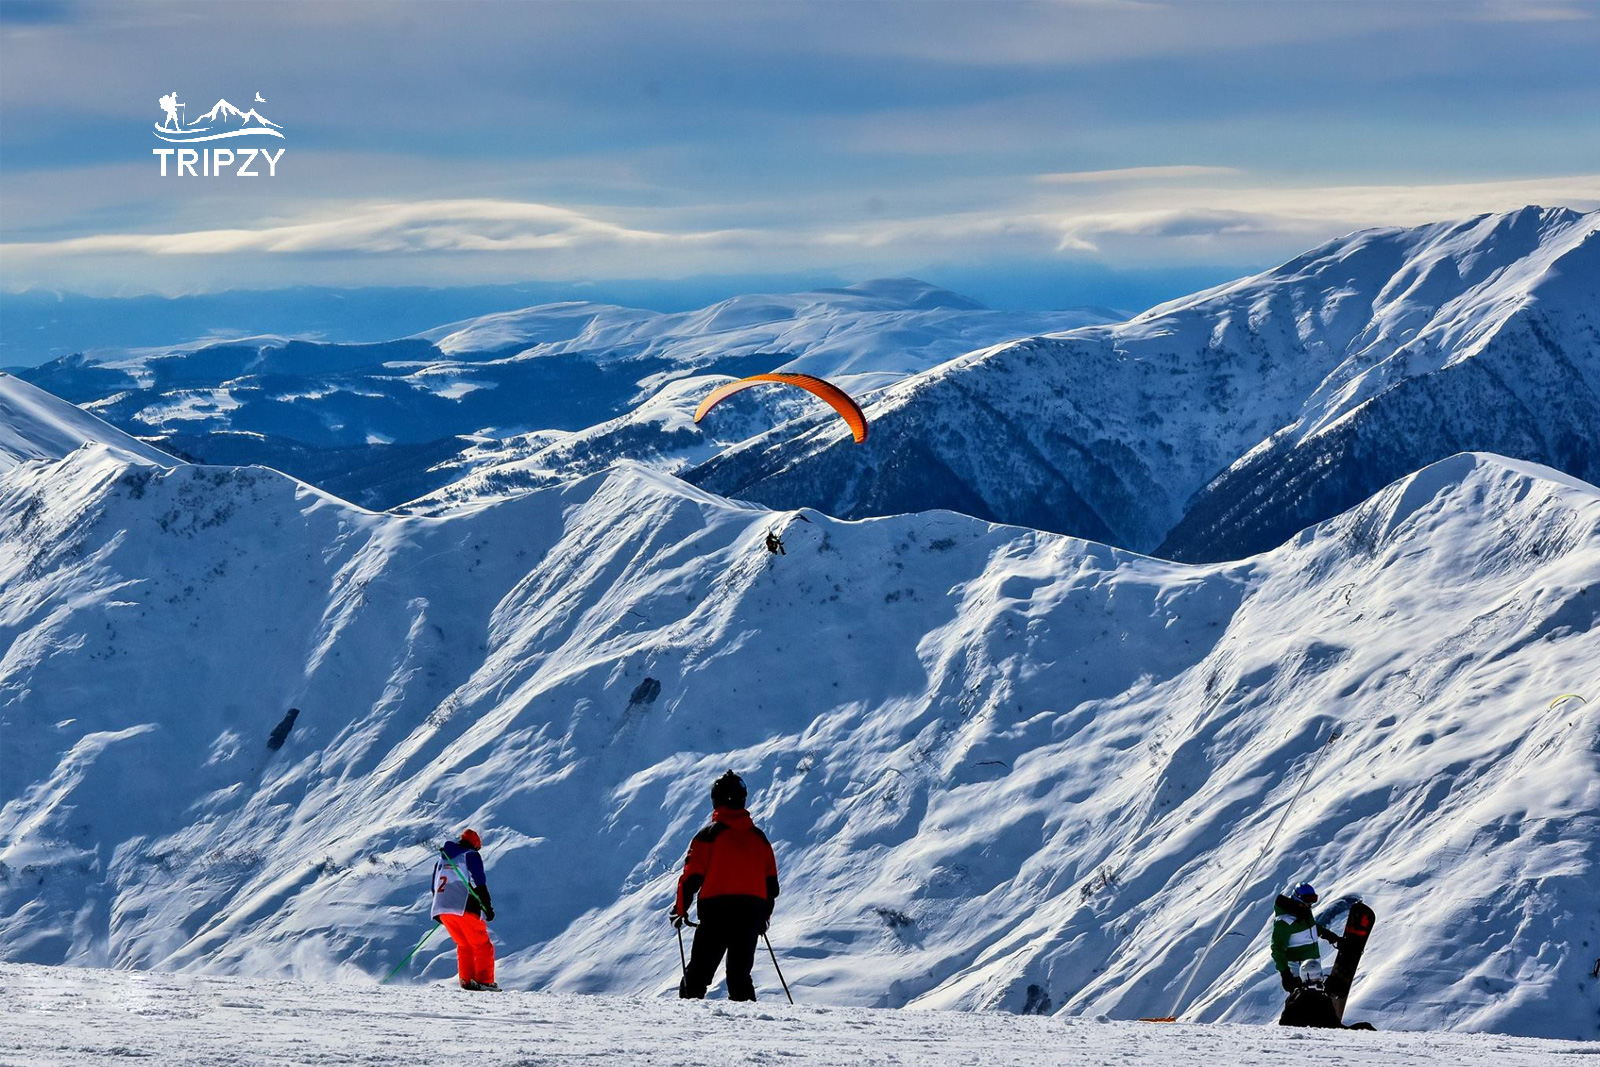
[14,279,1115,446]
[691,207,1600,560]
[18,210,1596,561]
[11,281,1115,509]
[1,378,1594,1038]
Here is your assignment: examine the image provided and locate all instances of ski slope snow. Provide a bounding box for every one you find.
[0,962,1590,1067]
[1,378,1595,1039]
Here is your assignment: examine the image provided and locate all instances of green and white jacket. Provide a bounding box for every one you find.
[1270,894,1332,972]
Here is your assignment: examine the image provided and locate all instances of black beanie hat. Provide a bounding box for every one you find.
[711,770,748,808]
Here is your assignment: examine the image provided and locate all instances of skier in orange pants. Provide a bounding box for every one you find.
[431,829,498,990]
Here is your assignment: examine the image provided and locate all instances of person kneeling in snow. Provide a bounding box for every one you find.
[1272,881,1363,1028]
[671,771,780,1001]
[433,828,498,991]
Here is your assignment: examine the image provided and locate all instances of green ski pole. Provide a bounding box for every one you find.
[384,842,489,985]
[382,920,441,983]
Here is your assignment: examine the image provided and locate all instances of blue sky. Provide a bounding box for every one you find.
[2,0,1598,308]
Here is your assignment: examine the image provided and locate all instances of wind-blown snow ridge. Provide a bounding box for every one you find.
[0,371,177,472]
[1,400,1595,1038]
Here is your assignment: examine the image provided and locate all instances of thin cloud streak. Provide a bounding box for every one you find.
[1036,166,1244,184]
[3,199,723,256]
[7,176,1596,275]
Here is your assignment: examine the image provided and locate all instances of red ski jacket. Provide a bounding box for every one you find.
[674,807,780,915]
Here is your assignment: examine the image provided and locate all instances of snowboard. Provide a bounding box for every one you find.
[1325,899,1375,1022]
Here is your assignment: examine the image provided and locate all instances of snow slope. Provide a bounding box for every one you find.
[1,964,1589,1067]
[0,371,177,472]
[1,387,1595,1040]
[691,208,1600,560]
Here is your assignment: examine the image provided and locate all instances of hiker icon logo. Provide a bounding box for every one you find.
[151,91,287,176]
[153,91,284,142]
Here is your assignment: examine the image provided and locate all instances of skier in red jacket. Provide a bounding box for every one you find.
[671,770,780,1001]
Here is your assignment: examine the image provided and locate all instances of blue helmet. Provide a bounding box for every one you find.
[1293,882,1319,903]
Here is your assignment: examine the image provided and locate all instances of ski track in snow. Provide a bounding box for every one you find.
[0,963,1589,1067]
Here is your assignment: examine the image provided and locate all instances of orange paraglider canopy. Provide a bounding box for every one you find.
[693,372,868,443]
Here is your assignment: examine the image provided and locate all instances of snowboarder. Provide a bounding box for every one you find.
[670,771,780,1001]
[1272,881,1380,1029]
[765,530,786,555]
[432,829,498,991]
[1278,958,1342,1026]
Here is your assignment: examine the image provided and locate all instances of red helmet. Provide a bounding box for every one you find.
[460,829,482,850]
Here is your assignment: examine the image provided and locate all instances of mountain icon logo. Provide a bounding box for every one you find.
[155,92,284,142]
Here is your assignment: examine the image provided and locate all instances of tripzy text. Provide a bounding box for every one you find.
[152,147,285,176]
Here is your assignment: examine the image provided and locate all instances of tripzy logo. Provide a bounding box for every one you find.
[152,90,286,176]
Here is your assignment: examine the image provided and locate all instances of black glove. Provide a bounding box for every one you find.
[670,910,690,929]
[762,903,774,934]
[1280,969,1301,992]
[1320,929,1343,948]
[475,886,494,923]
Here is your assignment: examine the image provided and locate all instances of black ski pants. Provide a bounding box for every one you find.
[680,895,768,1001]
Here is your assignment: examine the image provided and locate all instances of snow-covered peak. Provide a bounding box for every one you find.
[417,300,643,356]
[189,98,281,129]
[0,372,177,472]
[690,207,1600,559]
[1120,205,1598,434]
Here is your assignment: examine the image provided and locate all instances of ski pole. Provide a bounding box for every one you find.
[674,916,698,978]
[763,933,794,1005]
[382,920,441,983]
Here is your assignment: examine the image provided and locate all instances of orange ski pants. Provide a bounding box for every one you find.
[439,913,495,985]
